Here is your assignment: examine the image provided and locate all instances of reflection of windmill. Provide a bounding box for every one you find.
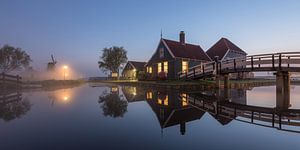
[47,55,57,71]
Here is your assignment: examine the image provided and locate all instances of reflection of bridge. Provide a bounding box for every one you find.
[0,91,31,122]
[141,87,300,135]
[185,90,300,133]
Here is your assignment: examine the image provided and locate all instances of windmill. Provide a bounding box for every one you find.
[47,55,57,71]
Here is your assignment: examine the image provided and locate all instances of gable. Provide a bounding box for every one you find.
[146,39,175,65]
[206,38,247,60]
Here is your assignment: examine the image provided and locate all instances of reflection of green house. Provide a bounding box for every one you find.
[122,61,146,80]
[146,90,205,135]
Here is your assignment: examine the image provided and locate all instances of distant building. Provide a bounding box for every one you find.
[206,38,247,61]
[145,31,211,80]
[206,38,252,79]
[122,61,146,80]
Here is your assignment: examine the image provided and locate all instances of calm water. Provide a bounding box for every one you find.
[0,84,300,150]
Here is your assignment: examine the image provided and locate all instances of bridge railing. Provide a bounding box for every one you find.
[178,61,216,79]
[219,52,300,72]
[0,73,22,87]
[179,52,300,79]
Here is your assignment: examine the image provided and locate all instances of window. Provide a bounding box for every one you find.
[163,61,168,73]
[159,48,164,58]
[147,66,152,73]
[158,63,162,73]
[158,95,168,106]
[111,72,118,77]
[149,67,152,73]
[146,91,153,99]
[182,61,188,73]
[181,93,188,106]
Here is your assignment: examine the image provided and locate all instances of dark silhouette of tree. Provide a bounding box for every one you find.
[98,46,127,78]
[0,45,32,73]
[98,91,128,118]
[0,97,31,121]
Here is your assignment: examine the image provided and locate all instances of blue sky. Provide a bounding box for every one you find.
[1,0,300,77]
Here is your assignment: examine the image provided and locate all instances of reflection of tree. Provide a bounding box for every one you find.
[0,97,31,122]
[98,91,128,118]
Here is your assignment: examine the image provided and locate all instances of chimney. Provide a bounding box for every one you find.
[179,31,185,44]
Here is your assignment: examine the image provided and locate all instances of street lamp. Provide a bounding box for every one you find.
[63,65,68,80]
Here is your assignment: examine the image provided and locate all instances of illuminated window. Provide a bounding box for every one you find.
[111,87,118,92]
[158,99,162,104]
[111,72,118,77]
[158,63,162,73]
[163,61,168,73]
[132,87,137,96]
[164,95,168,106]
[159,48,164,58]
[146,91,153,99]
[149,67,152,73]
[158,95,168,106]
[182,61,188,73]
[181,93,188,106]
[147,67,152,73]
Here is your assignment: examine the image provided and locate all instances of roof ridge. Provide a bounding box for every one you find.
[222,38,230,50]
[162,38,200,47]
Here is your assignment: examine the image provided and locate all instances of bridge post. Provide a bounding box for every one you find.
[275,71,290,110]
[223,74,230,89]
[215,75,221,88]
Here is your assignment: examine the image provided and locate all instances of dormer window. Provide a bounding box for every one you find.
[159,48,164,58]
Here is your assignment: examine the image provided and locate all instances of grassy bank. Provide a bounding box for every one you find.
[24,80,85,90]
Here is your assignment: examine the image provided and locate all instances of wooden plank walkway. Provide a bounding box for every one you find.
[179,52,300,80]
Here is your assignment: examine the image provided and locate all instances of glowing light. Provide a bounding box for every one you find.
[133,69,136,72]
[63,65,68,69]
[63,96,69,101]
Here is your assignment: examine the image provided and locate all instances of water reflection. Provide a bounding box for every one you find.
[47,88,73,106]
[116,85,300,134]
[98,87,128,118]
[0,91,31,122]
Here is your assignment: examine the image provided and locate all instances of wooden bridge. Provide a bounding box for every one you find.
[179,52,300,80]
[0,73,22,89]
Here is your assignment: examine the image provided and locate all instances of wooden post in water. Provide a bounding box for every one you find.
[223,73,230,89]
[275,71,290,110]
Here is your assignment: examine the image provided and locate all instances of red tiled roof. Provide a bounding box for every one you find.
[206,38,247,60]
[163,39,211,61]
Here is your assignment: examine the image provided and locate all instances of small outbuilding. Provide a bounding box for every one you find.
[122,61,146,80]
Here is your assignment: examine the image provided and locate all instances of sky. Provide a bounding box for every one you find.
[1,0,300,77]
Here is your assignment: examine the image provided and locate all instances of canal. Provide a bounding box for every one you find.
[0,84,300,150]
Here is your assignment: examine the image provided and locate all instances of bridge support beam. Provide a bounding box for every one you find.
[223,74,230,89]
[275,71,290,110]
[215,75,221,88]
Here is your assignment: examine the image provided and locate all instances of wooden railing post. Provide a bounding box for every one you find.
[258,57,261,68]
[16,75,19,87]
[279,53,282,69]
[193,68,195,78]
[288,56,290,68]
[202,64,205,75]
[272,54,275,69]
[251,56,254,70]
[185,71,187,80]
[219,62,222,74]
[234,59,236,71]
